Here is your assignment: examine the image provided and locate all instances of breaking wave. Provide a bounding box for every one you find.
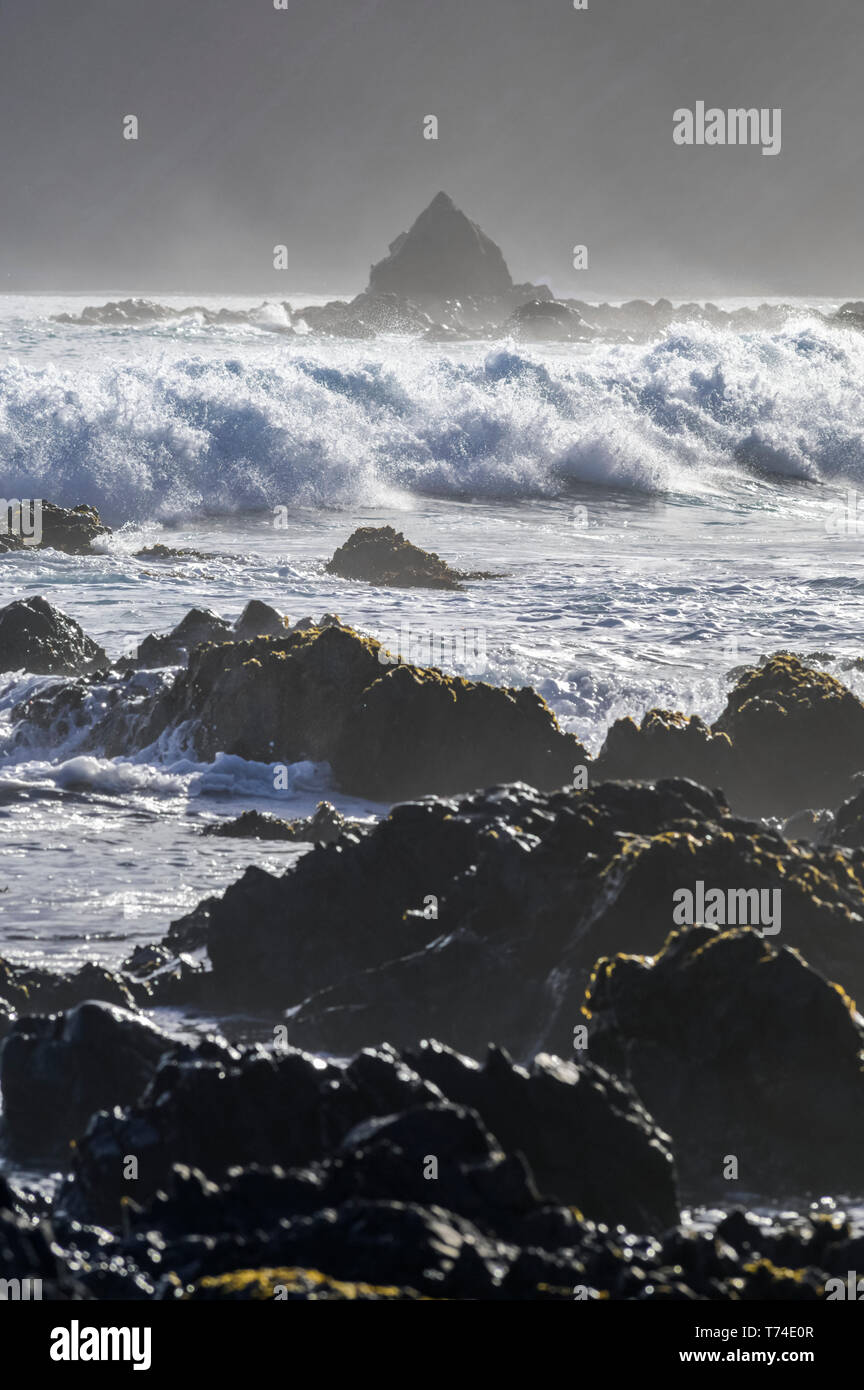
[2,319,864,522]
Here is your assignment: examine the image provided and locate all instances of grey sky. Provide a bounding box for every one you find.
[0,0,861,297]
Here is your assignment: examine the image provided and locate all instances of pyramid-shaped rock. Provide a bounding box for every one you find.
[368,192,513,300]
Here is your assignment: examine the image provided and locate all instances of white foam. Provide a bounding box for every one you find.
[2,320,863,521]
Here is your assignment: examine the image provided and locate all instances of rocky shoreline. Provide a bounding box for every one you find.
[4,513,864,1299]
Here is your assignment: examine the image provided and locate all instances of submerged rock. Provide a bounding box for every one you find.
[0,596,107,675]
[325,525,467,590]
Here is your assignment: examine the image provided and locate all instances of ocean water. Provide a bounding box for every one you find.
[2,293,864,972]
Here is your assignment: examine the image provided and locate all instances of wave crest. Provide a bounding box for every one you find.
[1,320,863,520]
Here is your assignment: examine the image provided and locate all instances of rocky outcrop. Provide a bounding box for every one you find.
[594,709,732,788]
[584,927,864,1198]
[233,600,288,641]
[128,620,584,801]
[119,601,288,670]
[829,788,864,848]
[202,802,361,845]
[25,1154,855,1299]
[196,778,864,1054]
[505,299,593,341]
[298,292,435,338]
[120,607,232,670]
[325,526,467,590]
[0,596,106,675]
[0,1001,171,1157]
[134,543,220,561]
[712,653,864,816]
[0,957,138,1016]
[1,1179,90,1301]
[59,1035,677,1239]
[368,192,513,303]
[0,501,110,555]
[595,654,864,819]
[335,663,578,800]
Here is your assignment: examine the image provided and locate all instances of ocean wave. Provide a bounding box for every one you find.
[2,321,864,520]
[0,751,331,800]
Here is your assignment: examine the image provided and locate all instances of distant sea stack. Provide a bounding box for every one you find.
[368,192,515,301]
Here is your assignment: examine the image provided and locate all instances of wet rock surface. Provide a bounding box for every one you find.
[7,591,864,1298]
[120,607,233,670]
[0,596,107,675]
[325,525,467,590]
[713,653,864,816]
[585,927,864,1198]
[197,779,864,1053]
[595,653,864,818]
[56,1036,676,1235]
[0,1026,854,1300]
[202,801,362,844]
[0,1001,171,1157]
[0,500,110,555]
[505,298,593,341]
[105,619,586,800]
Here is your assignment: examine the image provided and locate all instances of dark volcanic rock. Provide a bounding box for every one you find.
[713,653,864,816]
[592,654,864,820]
[505,298,593,341]
[206,780,630,1012]
[1,1179,90,1300]
[48,1149,853,1299]
[334,663,581,801]
[142,620,384,763]
[782,807,835,843]
[0,596,106,675]
[119,601,288,671]
[403,1041,677,1233]
[585,927,864,1198]
[233,599,288,641]
[0,959,140,1016]
[134,543,217,561]
[368,192,513,302]
[132,620,583,800]
[209,778,864,1054]
[0,500,110,555]
[827,787,864,848]
[121,607,232,670]
[60,1036,677,1238]
[594,709,732,788]
[202,801,360,845]
[299,292,434,338]
[0,1001,171,1157]
[325,525,464,590]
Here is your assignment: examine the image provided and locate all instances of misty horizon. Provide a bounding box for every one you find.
[0,0,861,299]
